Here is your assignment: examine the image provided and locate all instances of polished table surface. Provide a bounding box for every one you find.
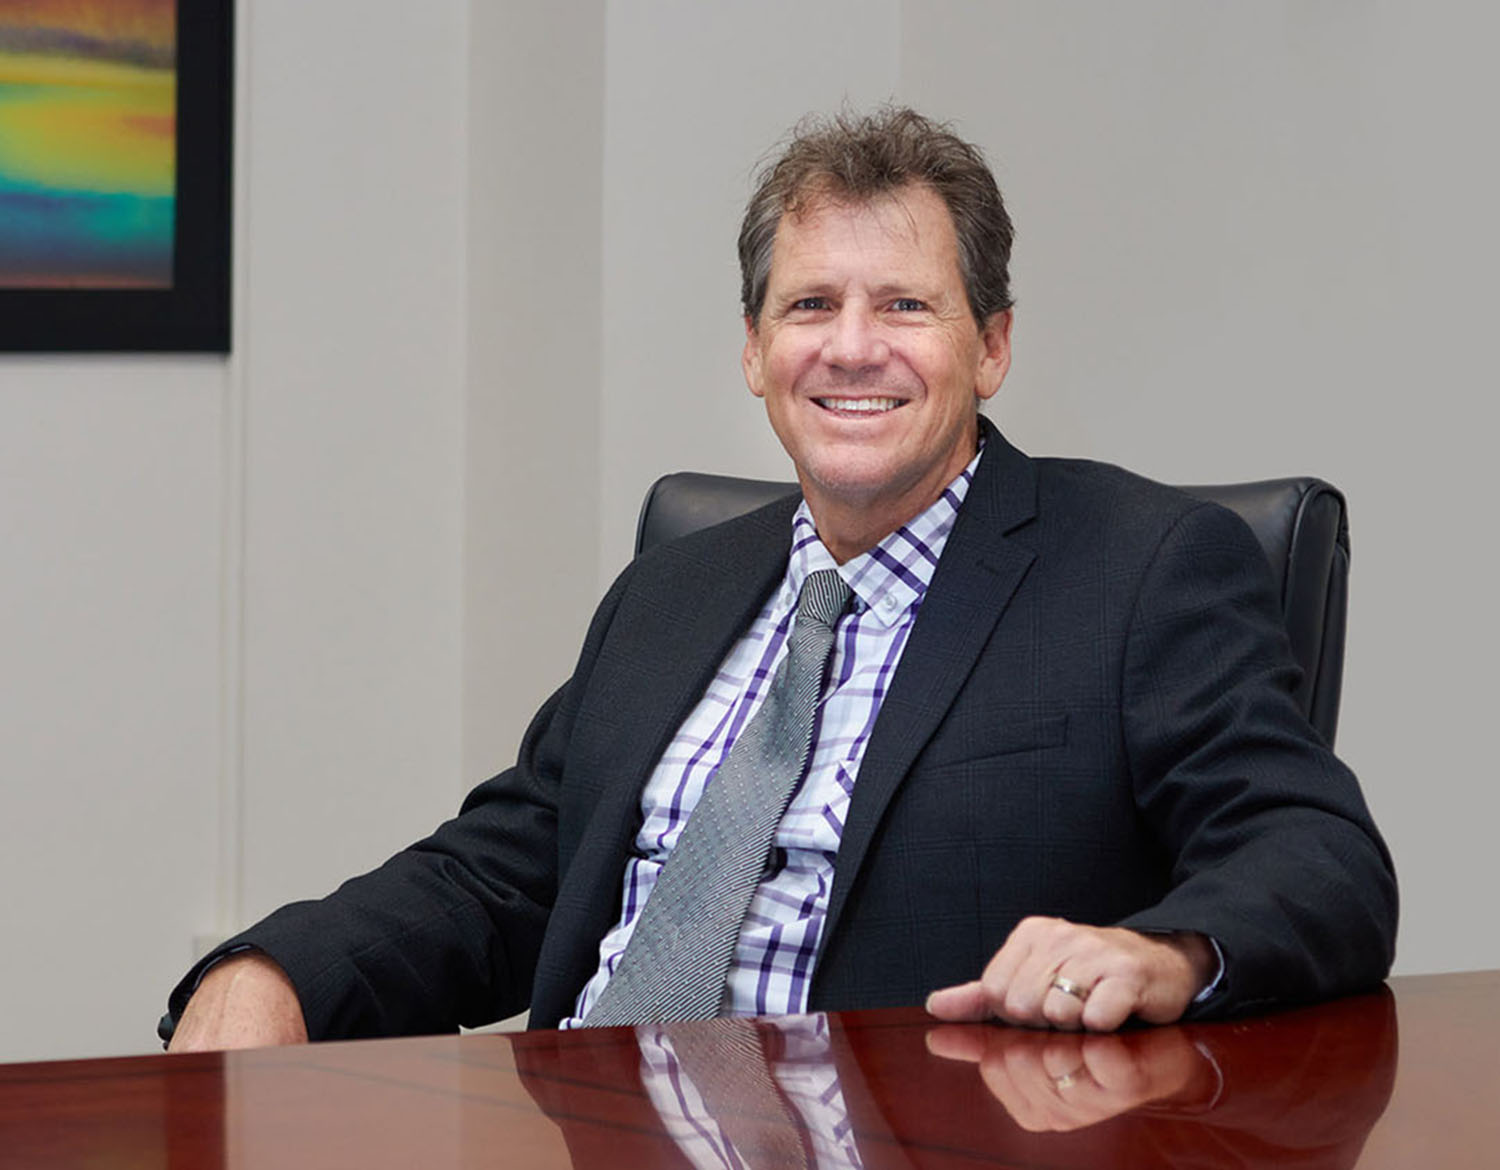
[2,971,1496,1168]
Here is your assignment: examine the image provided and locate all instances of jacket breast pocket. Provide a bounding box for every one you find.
[913,706,1069,775]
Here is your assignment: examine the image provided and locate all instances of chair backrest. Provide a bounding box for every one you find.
[636,471,1350,746]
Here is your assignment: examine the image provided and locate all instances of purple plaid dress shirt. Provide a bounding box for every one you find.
[562,452,980,1028]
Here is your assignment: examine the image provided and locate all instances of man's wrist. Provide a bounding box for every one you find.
[165,950,308,1053]
[1162,931,1224,1003]
[1134,928,1224,1004]
[159,944,260,1047]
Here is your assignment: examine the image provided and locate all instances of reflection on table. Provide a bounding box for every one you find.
[3,972,1497,1169]
[523,988,1396,1168]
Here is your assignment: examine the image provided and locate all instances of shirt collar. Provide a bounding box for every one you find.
[785,444,984,629]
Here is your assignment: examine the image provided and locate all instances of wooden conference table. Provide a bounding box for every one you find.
[2,971,1495,1168]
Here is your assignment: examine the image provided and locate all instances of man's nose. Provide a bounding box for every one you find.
[822,307,889,369]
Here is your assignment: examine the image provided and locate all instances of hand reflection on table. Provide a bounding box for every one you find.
[925,1022,1220,1133]
[910,988,1399,1167]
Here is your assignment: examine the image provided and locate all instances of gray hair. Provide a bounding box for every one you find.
[738,107,1015,326]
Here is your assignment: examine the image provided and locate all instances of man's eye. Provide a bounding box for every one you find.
[792,296,829,311]
[892,298,926,312]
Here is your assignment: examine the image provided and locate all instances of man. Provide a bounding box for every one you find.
[165,108,1395,1050]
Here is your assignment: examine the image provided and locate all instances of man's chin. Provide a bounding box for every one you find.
[797,461,894,505]
[797,459,931,520]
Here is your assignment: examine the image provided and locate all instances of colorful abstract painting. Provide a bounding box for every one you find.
[0,0,177,288]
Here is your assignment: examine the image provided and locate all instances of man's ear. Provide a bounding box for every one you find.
[975,309,1013,403]
[742,314,766,399]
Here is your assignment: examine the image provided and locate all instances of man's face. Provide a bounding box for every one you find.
[742,183,1011,557]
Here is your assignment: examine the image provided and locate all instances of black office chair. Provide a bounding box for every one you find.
[636,471,1350,745]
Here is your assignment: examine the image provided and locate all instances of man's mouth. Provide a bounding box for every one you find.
[813,396,906,415]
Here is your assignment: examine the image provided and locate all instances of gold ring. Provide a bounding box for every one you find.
[1050,975,1089,1001]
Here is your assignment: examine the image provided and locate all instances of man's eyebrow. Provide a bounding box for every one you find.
[869,280,948,304]
[769,279,839,303]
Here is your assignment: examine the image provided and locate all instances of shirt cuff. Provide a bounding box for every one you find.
[1193,935,1227,1004]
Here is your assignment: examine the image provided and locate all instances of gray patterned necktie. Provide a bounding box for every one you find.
[584,568,852,1026]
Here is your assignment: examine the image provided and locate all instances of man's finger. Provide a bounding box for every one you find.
[1040,975,1091,1031]
[1078,976,1140,1032]
[926,979,992,1021]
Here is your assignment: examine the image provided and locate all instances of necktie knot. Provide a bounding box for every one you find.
[797,568,850,631]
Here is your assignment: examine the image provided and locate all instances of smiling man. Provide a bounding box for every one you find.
[164,109,1395,1050]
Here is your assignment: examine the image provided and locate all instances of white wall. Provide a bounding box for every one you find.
[235,0,469,929]
[0,361,223,1061]
[463,1,605,782]
[2,0,1493,1064]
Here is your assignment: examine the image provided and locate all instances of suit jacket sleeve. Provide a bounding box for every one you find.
[162,564,640,1042]
[1111,500,1396,1013]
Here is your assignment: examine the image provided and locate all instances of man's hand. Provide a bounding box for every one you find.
[167,953,309,1052]
[925,917,1215,1031]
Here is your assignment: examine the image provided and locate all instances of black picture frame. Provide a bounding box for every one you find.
[0,0,233,353]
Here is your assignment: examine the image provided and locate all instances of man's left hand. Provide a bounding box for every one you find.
[925,917,1215,1031]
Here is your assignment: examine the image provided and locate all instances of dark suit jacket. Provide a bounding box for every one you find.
[167,423,1396,1039]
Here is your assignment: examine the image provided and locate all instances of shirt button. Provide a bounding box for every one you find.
[880,594,898,613]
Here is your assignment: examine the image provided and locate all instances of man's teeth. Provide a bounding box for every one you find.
[816,397,902,413]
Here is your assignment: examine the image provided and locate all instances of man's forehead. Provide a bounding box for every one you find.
[769,184,960,273]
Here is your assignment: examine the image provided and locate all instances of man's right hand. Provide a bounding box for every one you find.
[167,952,309,1052]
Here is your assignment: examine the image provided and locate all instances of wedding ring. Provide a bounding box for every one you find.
[1052,1068,1084,1089]
[1050,974,1089,1001]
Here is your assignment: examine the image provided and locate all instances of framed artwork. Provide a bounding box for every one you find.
[0,0,232,352]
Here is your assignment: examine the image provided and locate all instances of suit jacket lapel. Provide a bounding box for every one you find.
[538,493,798,1021]
[821,421,1039,948]
[611,494,798,802]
